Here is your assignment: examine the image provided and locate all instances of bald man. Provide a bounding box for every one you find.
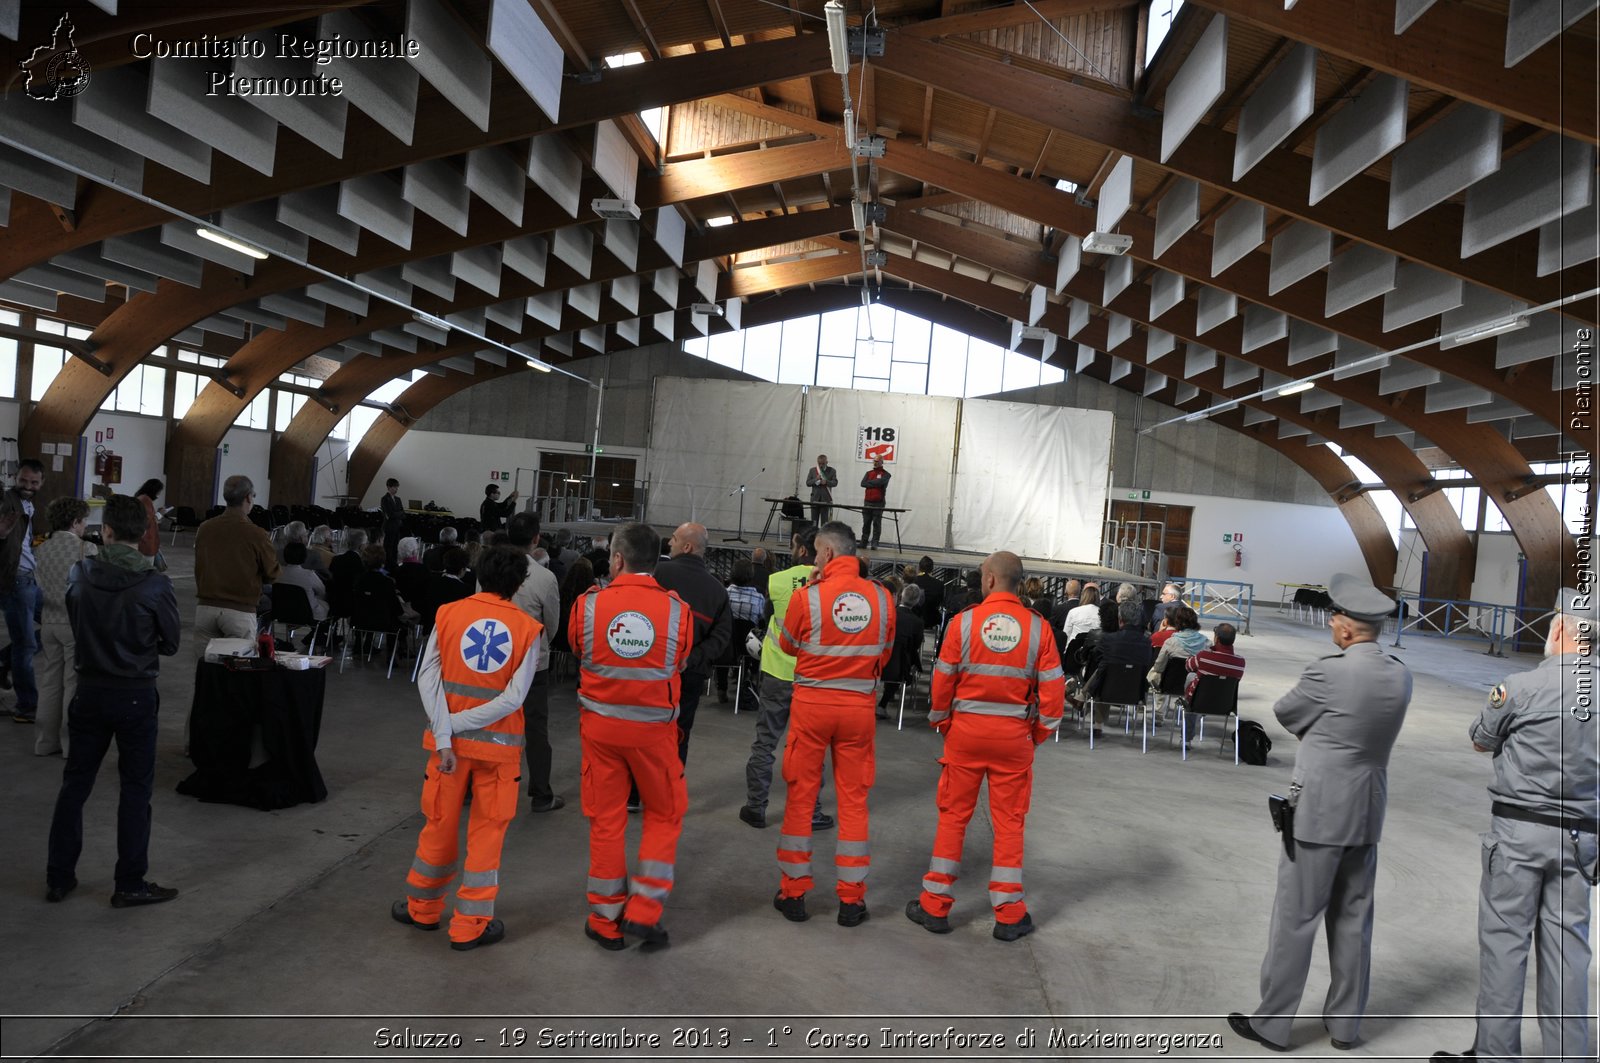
[652,522,733,766]
[909,550,1064,941]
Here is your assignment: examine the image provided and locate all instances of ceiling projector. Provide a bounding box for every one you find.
[1081,231,1134,255]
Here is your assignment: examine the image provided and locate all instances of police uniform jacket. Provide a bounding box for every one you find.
[1470,652,1598,823]
[1273,641,1412,846]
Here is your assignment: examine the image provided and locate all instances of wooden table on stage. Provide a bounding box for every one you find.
[758,497,910,552]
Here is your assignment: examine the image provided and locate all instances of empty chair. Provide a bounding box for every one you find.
[168,505,201,547]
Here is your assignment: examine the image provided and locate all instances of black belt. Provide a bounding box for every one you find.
[1493,802,1598,834]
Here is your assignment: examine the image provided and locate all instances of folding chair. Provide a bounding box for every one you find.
[1153,656,1189,729]
[342,586,404,678]
[270,584,326,656]
[1177,675,1241,764]
[168,506,201,547]
[1085,662,1148,751]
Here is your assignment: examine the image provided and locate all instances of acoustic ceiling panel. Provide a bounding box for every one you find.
[1143,371,1167,397]
[654,207,687,269]
[338,173,414,250]
[1211,198,1263,276]
[53,246,159,293]
[1462,134,1594,257]
[402,159,470,237]
[1506,0,1600,66]
[486,0,563,123]
[1267,221,1331,295]
[233,34,348,155]
[1096,155,1133,233]
[1154,177,1200,260]
[1222,356,1258,388]
[527,290,563,329]
[0,151,77,207]
[1333,338,1388,379]
[259,291,326,327]
[1184,343,1217,378]
[1389,104,1502,228]
[1149,269,1184,321]
[604,218,641,272]
[1233,43,1315,180]
[353,266,411,305]
[401,256,456,301]
[1495,310,1571,368]
[1102,253,1132,303]
[1241,304,1286,352]
[552,225,594,277]
[161,221,261,274]
[408,0,492,131]
[485,300,522,331]
[1105,312,1131,350]
[1438,285,1529,349]
[569,282,602,321]
[103,230,202,287]
[1309,74,1407,205]
[1325,242,1397,317]
[1066,296,1088,338]
[1194,286,1237,334]
[1054,235,1080,292]
[1382,261,1463,331]
[0,95,144,193]
[73,65,210,182]
[1395,0,1440,33]
[320,9,420,145]
[1536,202,1599,276]
[451,244,502,296]
[0,280,56,311]
[502,234,548,285]
[305,281,368,316]
[1377,357,1441,394]
[1287,318,1336,364]
[466,146,525,226]
[1424,378,1494,413]
[611,273,640,314]
[1145,328,1175,362]
[219,202,310,260]
[278,186,361,255]
[1076,345,1097,372]
[1160,15,1228,163]
[16,264,104,301]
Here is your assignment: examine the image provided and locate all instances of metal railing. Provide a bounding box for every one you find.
[525,470,648,525]
[1181,577,1255,635]
[1389,593,1552,656]
[1101,518,1167,581]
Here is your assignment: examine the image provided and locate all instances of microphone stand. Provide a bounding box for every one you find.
[723,467,765,544]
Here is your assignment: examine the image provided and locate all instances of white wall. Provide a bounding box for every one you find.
[1394,528,1524,606]
[82,412,166,496]
[219,428,272,508]
[367,428,646,516]
[1125,487,1370,597]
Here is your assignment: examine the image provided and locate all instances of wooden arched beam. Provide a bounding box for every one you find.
[337,282,1404,585]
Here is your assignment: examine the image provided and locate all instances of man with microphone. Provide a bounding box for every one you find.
[805,454,837,528]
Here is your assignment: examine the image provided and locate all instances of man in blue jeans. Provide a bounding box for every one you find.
[45,493,181,907]
[0,458,45,722]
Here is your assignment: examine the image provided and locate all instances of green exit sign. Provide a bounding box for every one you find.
[1125,490,1150,500]
[585,444,605,454]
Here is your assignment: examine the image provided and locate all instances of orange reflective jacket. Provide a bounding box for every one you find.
[930,593,1065,738]
[424,592,544,763]
[778,556,895,709]
[570,573,693,724]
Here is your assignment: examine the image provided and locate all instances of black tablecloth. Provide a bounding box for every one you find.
[177,661,328,810]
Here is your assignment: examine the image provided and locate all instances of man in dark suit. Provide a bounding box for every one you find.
[379,478,404,569]
[1230,573,1413,1053]
[911,556,945,629]
[422,527,459,572]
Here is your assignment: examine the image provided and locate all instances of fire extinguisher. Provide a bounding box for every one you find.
[1233,544,1244,568]
[93,445,122,484]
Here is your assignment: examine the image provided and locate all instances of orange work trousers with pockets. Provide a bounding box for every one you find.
[777,702,875,903]
[918,717,1034,926]
[579,712,687,943]
[404,752,520,944]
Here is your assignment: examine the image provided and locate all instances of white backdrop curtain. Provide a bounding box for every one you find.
[950,400,1113,560]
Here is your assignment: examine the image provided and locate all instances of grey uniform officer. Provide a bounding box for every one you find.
[1230,573,1413,1053]
[1435,588,1599,1063]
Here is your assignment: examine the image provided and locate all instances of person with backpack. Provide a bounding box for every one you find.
[1229,573,1412,1053]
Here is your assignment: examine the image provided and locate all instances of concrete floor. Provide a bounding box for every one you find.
[0,543,1572,1061]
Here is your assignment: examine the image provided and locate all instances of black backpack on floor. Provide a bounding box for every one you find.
[1237,720,1271,765]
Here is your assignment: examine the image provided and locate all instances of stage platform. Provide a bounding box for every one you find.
[544,520,1148,587]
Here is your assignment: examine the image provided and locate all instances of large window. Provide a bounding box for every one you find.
[0,309,18,399]
[681,304,1066,398]
[233,387,269,430]
[274,371,321,432]
[30,317,90,402]
[101,353,166,416]
[172,349,227,420]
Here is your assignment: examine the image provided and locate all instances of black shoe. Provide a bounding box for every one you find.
[110,881,179,908]
[905,898,952,934]
[391,899,439,931]
[13,710,35,723]
[529,795,566,813]
[620,918,669,946]
[739,805,767,829]
[585,924,626,951]
[1227,1013,1287,1052]
[993,913,1036,941]
[811,812,835,831]
[1430,1052,1474,1060]
[837,902,868,927]
[773,892,808,922]
[45,879,77,903]
[449,919,504,951]
[1323,1020,1358,1050]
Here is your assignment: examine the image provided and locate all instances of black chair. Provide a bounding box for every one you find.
[270,583,325,655]
[1182,674,1242,764]
[1154,655,1190,727]
[343,579,405,678]
[1084,661,1148,751]
[168,505,201,546]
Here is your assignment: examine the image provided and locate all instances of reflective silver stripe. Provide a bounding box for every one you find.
[793,674,878,693]
[778,834,814,852]
[411,856,456,879]
[876,583,889,648]
[578,695,677,723]
[928,708,951,723]
[779,858,813,875]
[443,679,503,700]
[584,662,678,681]
[406,883,449,900]
[989,888,1026,905]
[953,698,1030,718]
[959,610,972,662]
[921,878,954,895]
[588,876,625,894]
[1025,614,1042,672]
[797,642,883,657]
[630,881,671,901]
[455,728,525,747]
[581,592,598,669]
[934,660,958,675]
[808,585,823,646]
[960,662,1033,679]
[1037,666,1064,681]
[1039,713,1063,731]
[990,866,1024,884]
[637,860,675,882]
[837,865,870,883]
[461,869,499,888]
[836,839,871,857]
[590,900,624,919]
[927,856,961,875]
[663,597,684,673]
[455,898,495,916]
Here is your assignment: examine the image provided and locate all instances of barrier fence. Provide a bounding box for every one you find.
[1388,593,1552,656]
[1181,577,1255,635]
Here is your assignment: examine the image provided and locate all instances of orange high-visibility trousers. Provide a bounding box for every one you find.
[917,719,1034,925]
[777,703,875,903]
[404,752,520,944]
[579,714,687,942]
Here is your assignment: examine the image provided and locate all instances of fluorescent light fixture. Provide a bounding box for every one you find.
[195,227,268,260]
[825,0,849,75]
[527,359,553,372]
[1276,379,1315,397]
[1182,411,1207,423]
[412,311,451,331]
[1449,315,1529,345]
[705,216,734,228]
[851,199,866,233]
[843,106,857,151]
[565,477,583,484]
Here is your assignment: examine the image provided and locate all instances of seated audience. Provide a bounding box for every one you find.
[1083,600,1152,736]
[1050,577,1081,650]
[878,583,925,718]
[305,525,335,576]
[352,543,416,641]
[274,542,330,649]
[553,557,596,655]
[1151,615,1177,650]
[1061,583,1103,646]
[911,555,945,629]
[1150,583,1181,631]
[1147,604,1208,687]
[275,520,309,567]
[392,537,429,610]
[1185,622,1246,699]
[422,526,459,572]
[328,529,366,620]
[717,557,767,705]
[423,547,474,633]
